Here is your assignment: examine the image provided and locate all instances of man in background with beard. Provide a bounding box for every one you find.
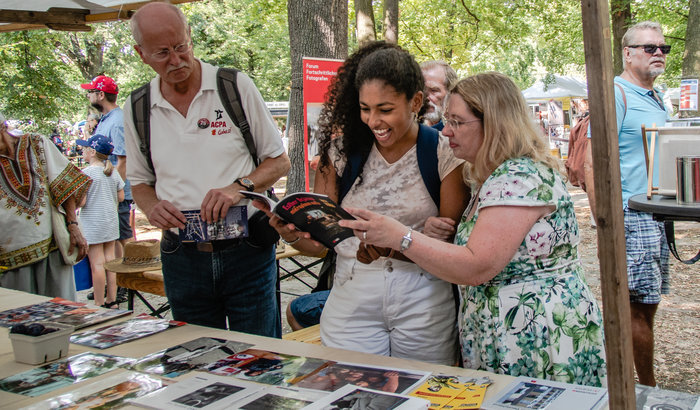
[420,61,457,131]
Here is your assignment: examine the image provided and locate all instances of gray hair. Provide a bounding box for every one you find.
[420,60,458,90]
[130,2,190,45]
[622,21,664,48]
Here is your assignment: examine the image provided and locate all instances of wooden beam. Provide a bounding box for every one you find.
[580,0,636,408]
[0,8,89,25]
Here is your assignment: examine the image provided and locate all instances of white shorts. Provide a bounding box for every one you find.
[320,256,458,365]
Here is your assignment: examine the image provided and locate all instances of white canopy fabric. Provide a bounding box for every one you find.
[522,75,588,101]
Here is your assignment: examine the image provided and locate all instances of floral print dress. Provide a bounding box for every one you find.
[455,157,607,387]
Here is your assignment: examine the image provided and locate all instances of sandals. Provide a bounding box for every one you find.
[101,301,120,309]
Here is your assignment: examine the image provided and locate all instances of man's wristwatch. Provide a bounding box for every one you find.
[234,177,255,192]
[399,227,413,252]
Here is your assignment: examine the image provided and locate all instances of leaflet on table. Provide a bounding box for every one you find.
[179,205,248,242]
[409,375,493,409]
[130,337,254,378]
[70,313,186,349]
[0,297,83,327]
[129,373,265,410]
[482,376,608,410]
[240,190,355,248]
[0,352,135,397]
[302,384,431,410]
[25,371,169,410]
[294,361,430,394]
[203,348,329,387]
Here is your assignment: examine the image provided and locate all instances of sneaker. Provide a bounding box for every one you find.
[116,287,128,304]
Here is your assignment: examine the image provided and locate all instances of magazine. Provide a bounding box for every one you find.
[634,384,700,410]
[232,385,327,409]
[240,191,354,248]
[0,297,83,327]
[302,384,430,410]
[482,376,608,410]
[25,371,169,410]
[0,352,135,397]
[203,348,328,387]
[130,337,254,378]
[294,362,430,394]
[179,205,248,242]
[70,313,186,349]
[409,375,492,409]
[49,306,132,330]
[129,373,265,410]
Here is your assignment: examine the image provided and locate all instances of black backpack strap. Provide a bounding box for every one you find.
[416,124,441,208]
[664,220,700,264]
[130,82,155,176]
[216,67,259,165]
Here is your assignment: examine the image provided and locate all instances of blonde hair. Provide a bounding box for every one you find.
[87,148,114,176]
[452,72,562,184]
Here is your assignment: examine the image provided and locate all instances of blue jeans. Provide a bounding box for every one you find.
[160,232,281,337]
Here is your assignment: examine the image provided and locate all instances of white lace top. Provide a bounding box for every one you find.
[332,135,463,259]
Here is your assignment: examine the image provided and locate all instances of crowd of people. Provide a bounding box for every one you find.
[0,2,677,389]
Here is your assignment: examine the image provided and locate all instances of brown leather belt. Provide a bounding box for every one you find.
[163,230,243,253]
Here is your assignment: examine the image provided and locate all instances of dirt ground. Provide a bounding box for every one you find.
[85,183,699,394]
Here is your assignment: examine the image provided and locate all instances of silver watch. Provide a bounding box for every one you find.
[399,227,413,252]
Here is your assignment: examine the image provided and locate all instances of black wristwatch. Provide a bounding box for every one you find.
[234,177,255,192]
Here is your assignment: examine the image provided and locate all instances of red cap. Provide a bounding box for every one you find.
[80,75,118,95]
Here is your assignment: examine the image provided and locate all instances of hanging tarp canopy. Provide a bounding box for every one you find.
[522,75,588,101]
[0,0,197,33]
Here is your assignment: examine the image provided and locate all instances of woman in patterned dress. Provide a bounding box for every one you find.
[264,42,470,364]
[341,72,607,387]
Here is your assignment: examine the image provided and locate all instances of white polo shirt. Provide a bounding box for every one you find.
[123,60,285,211]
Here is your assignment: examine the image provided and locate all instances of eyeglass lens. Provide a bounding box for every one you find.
[630,44,671,54]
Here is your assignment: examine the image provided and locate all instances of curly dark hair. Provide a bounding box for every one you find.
[316,41,424,193]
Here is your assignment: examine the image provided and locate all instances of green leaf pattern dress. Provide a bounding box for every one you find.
[455,157,607,387]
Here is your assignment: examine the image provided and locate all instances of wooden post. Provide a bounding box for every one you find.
[579,1,636,408]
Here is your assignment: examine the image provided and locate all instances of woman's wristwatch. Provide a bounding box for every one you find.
[399,227,413,252]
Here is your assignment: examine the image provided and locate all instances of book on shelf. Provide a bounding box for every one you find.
[240,190,355,248]
[179,206,248,243]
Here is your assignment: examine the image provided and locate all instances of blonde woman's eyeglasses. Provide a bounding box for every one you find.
[442,116,480,129]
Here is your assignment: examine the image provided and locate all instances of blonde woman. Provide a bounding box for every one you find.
[342,72,607,387]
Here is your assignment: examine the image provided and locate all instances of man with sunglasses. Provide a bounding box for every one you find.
[584,21,670,387]
[123,2,290,337]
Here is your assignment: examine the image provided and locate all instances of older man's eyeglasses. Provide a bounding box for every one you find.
[442,115,480,130]
[148,41,193,62]
[627,44,671,55]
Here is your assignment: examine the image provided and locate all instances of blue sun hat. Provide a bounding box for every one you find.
[75,134,113,155]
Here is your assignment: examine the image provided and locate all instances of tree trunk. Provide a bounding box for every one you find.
[356,0,376,47]
[287,0,348,194]
[383,0,399,44]
[680,0,700,119]
[610,0,632,76]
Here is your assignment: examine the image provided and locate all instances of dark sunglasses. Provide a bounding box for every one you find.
[627,44,671,54]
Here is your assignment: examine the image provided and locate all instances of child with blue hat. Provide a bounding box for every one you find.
[77,134,125,308]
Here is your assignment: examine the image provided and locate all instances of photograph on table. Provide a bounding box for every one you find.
[294,362,430,394]
[483,376,608,410]
[49,306,132,330]
[303,384,430,410]
[231,385,327,409]
[24,371,168,410]
[0,352,135,397]
[0,298,83,327]
[203,348,328,386]
[69,313,186,349]
[129,337,253,378]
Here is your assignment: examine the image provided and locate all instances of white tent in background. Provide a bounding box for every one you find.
[522,75,588,101]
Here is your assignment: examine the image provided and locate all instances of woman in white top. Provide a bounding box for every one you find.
[77,134,124,308]
[266,42,469,364]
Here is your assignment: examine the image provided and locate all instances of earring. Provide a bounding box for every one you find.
[412,112,417,122]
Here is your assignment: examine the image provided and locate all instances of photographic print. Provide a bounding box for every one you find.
[179,206,248,243]
[303,384,430,410]
[0,298,83,327]
[50,306,132,330]
[70,313,185,349]
[233,386,325,410]
[295,362,429,394]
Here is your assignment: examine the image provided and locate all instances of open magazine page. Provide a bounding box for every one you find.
[70,313,186,349]
[0,298,84,327]
[0,352,135,397]
[130,337,253,378]
[482,376,607,410]
[129,373,265,410]
[294,361,430,394]
[302,384,430,410]
[179,206,248,242]
[25,371,169,410]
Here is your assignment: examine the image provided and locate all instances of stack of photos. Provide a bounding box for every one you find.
[203,348,328,386]
[130,373,265,410]
[409,375,493,409]
[294,362,429,394]
[0,298,84,327]
[130,337,253,378]
[70,313,186,349]
[483,376,608,410]
[303,384,430,410]
[0,352,135,397]
[25,371,169,410]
